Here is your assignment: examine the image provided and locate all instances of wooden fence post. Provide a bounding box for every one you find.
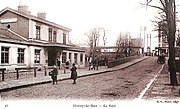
[2,70,5,81]
[16,69,19,79]
[34,67,37,77]
[44,67,47,76]
[0,68,6,81]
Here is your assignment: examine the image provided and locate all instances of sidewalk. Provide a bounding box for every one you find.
[142,63,180,100]
[0,56,148,92]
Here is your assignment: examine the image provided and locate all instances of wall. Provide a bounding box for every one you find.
[28,20,36,39]
[57,29,62,43]
[40,24,48,41]
[0,11,18,32]
[0,11,29,38]
[27,46,45,67]
[0,10,70,43]
[61,50,85,68]
[0,42,28,70]
[28,19,70,44]
[0,42,46,71]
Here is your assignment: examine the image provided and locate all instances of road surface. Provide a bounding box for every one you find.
[0,57,163,100]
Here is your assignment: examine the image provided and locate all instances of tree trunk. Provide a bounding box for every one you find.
[168,39,178,86]
[166,0,178,86]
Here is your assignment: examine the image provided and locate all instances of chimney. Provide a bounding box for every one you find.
[37,12,46,20]
[18,5,30,14]
[18,0,30,14]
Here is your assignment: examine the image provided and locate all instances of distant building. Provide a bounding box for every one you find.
[131,38,143,48]
[0,4,85,70]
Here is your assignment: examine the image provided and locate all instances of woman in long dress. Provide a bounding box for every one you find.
[70,63,78,84]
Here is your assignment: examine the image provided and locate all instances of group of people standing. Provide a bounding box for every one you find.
[88,56,99,70]
[49,61,78,85]
[49,56,99,85]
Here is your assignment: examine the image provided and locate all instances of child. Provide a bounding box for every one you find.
[51,65,58,84]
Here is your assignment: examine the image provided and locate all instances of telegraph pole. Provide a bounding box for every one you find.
[147,34,148,48]
[150,34,151,52]
[143,26,146,55]
[146,34,152,55]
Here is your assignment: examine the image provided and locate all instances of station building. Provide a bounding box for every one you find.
[0,5,85,71]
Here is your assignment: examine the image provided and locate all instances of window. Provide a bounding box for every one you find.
[48,28,52,42]
[34,49,41,63]
[17,48,25,63]
[80,53,83,64]
[1,47,9,64]
[36,26,41,39]
[74,53,77,64]
[69,53,71,63]
[62,52,67,63]
[53,31,57,42]
[63,33,66,44]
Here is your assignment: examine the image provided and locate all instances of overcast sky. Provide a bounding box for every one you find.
[0,0,162,48]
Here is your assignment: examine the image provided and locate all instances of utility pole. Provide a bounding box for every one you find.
[150,34,151,52]
[147,34,152,55]
[139,26,142,54]
[147,34,148,48]
[140,26,142,47]
[143,26,146,55]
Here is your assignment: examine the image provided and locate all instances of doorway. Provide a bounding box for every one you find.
[48,47,58,66]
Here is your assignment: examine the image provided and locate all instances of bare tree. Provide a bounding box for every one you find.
[115,32,130,59]
[102,28,108,65]
[144,0,178,85]
[85,28,101,61]
[116,33,123,59]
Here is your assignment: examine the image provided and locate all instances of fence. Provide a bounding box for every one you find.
[0,66,56,82]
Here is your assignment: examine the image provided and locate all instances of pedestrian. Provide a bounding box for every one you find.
[94,56,99,70]
[92,59,96,70]
[88,57,92,70]
[57,59,61,69]
[66,60,70,69]
[89,61,91,70]
[49,65,58,85]
[70,63,78,84]
[64,60,70,73]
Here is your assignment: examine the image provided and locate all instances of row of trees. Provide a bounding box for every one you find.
[85,28,133,62]
[84,27,107,62]
[115,32,132,59]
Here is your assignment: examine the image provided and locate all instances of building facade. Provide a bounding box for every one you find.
[0,5,85,71]
[131,38,143,48]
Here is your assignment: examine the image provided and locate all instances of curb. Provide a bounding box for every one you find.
[0,57,148,92]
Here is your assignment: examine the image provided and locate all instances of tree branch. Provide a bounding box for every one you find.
[159,0,166,9]
[146,0,153,5]
[140,3,165,12]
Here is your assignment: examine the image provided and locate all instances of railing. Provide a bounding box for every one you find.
[15,67,38,79]
[0,66,59,82]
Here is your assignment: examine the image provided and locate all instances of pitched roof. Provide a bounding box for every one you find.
[0,28,28,41]
[0,7,72,32]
